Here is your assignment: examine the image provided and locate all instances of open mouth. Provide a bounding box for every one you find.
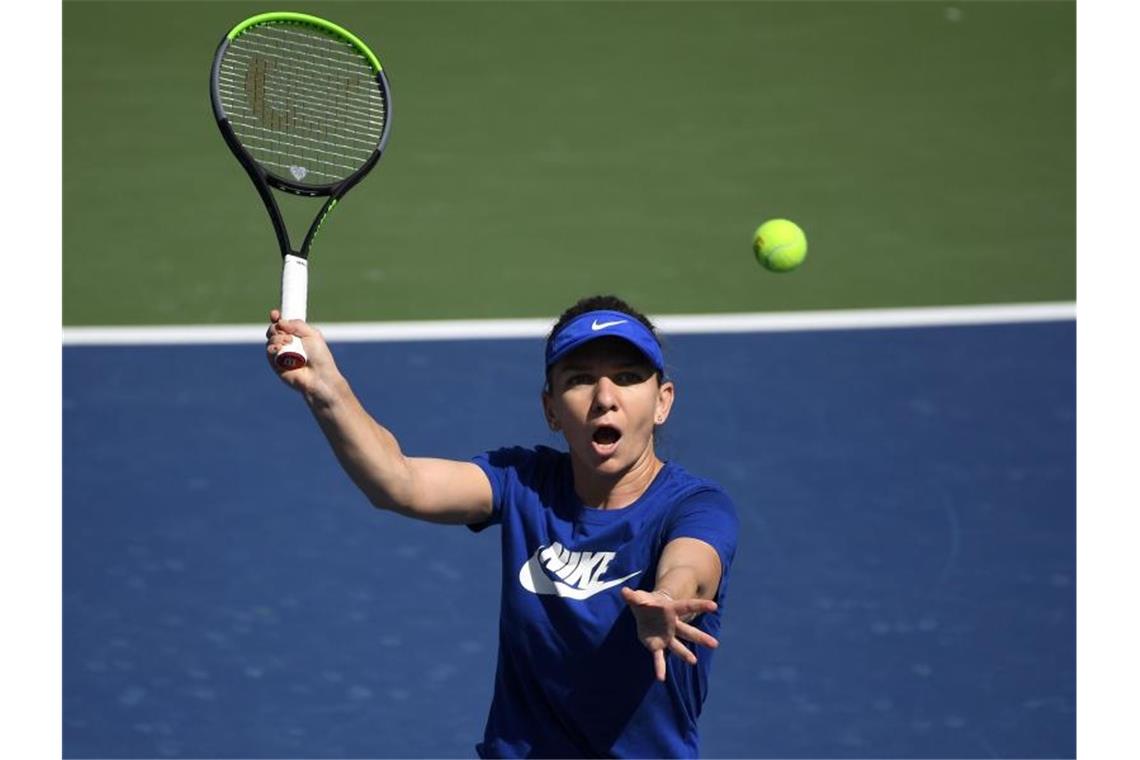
[592,425,622,449]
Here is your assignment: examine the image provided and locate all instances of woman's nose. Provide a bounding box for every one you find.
[592,376,618,412]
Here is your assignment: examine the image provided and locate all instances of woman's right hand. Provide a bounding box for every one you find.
[266,309,343,402]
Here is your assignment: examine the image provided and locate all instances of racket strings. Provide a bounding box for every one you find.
[218,22,387,186]
[217,72,382,138]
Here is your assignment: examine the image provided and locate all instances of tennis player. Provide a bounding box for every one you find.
[266,295,739,758]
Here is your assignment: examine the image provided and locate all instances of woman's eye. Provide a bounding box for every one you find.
[616,372,644,385]
[566,374,592,387]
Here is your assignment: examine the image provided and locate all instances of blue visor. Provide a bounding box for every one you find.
[545,310,665,373]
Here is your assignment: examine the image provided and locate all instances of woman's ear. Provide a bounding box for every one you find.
[541,391,561,431]
[655,379,675,425]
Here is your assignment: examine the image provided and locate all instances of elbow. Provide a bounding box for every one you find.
[359,482,401,513]
[359,461,417,514]
[364,487,418,518]
[365,490,408,514]
[366,494,392,512]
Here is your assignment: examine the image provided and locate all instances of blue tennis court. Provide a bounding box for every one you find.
[63,320,1075,758]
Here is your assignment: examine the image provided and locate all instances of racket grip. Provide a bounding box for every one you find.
[276,335,308,370]
[277,255,309,370]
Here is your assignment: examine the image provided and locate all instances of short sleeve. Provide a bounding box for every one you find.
[661,488,740,577]
[467,446,533,533]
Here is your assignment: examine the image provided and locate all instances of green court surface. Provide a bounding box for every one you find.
[63,1,1074,326]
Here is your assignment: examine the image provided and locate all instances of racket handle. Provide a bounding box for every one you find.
[277,254,309,370]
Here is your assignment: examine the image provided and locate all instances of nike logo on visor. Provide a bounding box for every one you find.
[591,319,628,331]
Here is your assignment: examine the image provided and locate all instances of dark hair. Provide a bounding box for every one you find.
[544,294,665,391]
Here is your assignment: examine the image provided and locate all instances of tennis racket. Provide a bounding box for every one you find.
[210,12,392,369]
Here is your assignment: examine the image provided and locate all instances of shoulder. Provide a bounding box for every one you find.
[476,444,566,475]
[472,445,569,499]
[658,463,740,561]
[467,445,569,532]
[659,462,736,512]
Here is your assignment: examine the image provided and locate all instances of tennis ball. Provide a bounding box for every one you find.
[753,219,807,272]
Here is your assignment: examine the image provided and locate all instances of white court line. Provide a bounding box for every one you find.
[62,302,1076,347]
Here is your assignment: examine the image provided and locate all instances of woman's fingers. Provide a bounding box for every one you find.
[653,649,667,682]
[676,620,719,650]
[266,310,282,339]
[673,598,717,616]
[267,338,291,356]
[668,637,698,666]
[622,587,664,608]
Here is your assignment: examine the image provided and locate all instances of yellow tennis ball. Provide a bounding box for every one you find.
[753,219,807,272]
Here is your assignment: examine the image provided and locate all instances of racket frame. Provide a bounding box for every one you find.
[209,12,392,366]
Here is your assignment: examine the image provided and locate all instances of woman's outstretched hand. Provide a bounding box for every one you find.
[620,587,719,682]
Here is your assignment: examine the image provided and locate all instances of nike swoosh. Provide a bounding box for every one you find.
[591,319,628,331]
[518,549,642,600]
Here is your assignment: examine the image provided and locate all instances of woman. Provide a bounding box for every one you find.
[266,294,739,758]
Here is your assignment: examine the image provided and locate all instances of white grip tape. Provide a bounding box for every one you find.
[281,254,309,321]
[278,255,309,368]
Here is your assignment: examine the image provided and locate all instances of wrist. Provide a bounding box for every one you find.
[305,372,351,409]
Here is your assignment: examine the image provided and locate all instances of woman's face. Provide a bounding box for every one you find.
[542,337,675,477]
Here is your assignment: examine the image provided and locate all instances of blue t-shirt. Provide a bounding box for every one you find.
[468,445,739,758]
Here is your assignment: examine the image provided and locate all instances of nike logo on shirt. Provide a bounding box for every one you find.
[518,542,642,600]
[590,319,628,331]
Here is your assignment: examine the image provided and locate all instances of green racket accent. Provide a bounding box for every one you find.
[226,11,383,73]
[309,199,339,248]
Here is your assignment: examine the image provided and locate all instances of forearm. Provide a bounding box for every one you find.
[304,374,415,509]
[654,537,724,625]
[654,565,706,603]
[654,566,711,623]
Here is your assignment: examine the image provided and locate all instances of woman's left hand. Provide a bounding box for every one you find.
[620,587,719,682]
